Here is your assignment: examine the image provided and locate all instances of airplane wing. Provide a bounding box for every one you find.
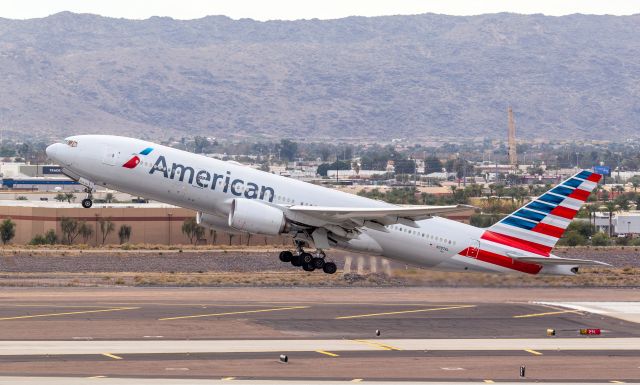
[286,204,473,231]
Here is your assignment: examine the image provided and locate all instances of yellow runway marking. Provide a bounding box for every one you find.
[351,339,401,351]
[514,310,581,318]
[0,307,139,321]
[351,379,363,383]
[221,377,236,381]
[316,350,339,357]
[336,305,476,319]
[484,381,495,384]
[87,376,107,379]
[158,306,309,321]
[101,353,122,360]
[524,349,543,356]
[610,381,625,383]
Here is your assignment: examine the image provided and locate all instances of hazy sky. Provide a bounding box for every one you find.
[1,0,639,20]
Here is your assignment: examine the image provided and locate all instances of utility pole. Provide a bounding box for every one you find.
[508,106,517,167]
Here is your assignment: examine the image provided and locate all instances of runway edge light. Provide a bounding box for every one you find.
[279,354,288,363]
[546,328,556,336]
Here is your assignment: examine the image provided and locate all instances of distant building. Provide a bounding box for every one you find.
[613,212,640,236]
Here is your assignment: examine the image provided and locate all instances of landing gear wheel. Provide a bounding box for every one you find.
[279,251,293,263]
[323,262,337,275]
[300,252,313,264]
[291,254,303,267]
[302,262,315,272]
[81,198,93,209]
[312,257,325,269]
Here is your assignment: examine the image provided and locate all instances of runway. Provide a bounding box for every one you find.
[0,287,638,382]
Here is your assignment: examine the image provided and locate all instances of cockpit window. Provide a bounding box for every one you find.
[66,140,78,147]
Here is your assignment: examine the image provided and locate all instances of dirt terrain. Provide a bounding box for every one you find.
[0,246,638,288]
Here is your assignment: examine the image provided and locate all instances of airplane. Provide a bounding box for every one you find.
[46,135,608,275]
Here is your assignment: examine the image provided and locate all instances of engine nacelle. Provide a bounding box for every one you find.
[196,211,241,234]
[228,199,286,235]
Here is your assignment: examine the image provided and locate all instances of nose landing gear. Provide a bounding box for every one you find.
[81,187,93,208]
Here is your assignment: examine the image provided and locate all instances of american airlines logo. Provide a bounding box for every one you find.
[148,155,276,202]
[122,147,154,169]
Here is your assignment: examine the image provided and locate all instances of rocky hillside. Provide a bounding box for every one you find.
[0,12,638,140]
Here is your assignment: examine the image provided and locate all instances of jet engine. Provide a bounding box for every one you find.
[196,211,241,234]
[228,199,286,235]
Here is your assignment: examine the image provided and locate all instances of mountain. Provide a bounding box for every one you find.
[0,12,638,141]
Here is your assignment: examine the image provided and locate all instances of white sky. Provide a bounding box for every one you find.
[1,0,639,20]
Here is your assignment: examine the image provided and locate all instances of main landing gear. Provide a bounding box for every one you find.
[81,187,93,209]
[278,249,337,274]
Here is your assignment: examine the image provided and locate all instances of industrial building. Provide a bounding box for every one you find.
[0,201,285,246]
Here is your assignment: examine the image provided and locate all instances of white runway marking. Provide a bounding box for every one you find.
[0,377,632,385]
[535,302,640,323]
[0,338,638,356]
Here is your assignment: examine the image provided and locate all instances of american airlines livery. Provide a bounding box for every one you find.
[46,135,608,275]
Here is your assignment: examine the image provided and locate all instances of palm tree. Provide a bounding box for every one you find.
[604,201,617,237]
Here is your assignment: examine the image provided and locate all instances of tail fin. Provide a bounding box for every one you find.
[485,170,602,256]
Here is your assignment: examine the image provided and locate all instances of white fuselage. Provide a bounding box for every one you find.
[46,135,523,274]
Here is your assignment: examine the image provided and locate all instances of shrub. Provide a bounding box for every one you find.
[0,219,16,245]
[591,232,611,246]
[558,230,586,246]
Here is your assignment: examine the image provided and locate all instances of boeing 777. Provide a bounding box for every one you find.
[46,135,608,275]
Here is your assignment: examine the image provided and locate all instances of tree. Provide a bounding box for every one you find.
[209,229,217,245]
[317,161,350,177]
[277,139,298,161]
[193,136,209,154]
[105,192,114,203]
[423,156,443,174]
[64,192,76,203]
[60,217,80,244]
[181,218,204,244]
[78,222,93,243]
[118,224,132,244]
[604,201,618,237]
[98,217,115,245]
[54,193,66,202]
[0,219,16,245]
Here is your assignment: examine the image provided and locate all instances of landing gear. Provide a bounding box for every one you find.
[322,262,337,275]
[81,187,93,209]
[279,244,336,274]
[311,257,325,269]
[279,251,293,262]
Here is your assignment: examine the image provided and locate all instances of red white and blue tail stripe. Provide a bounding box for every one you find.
[484,170,601,257]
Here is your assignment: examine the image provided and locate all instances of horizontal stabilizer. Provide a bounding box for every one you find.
[512,255,610,266]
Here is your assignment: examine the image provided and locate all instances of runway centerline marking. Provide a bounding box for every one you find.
[335,305,476,319]
[158,306,310,321]
[0,307,139,321]
[316,350,339,357]
[513,310,582,318]
[101,353,122,360]
[524,349,543,355]
[351,339,401,351]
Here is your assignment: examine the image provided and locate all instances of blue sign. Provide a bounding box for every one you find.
[593,166,611,176]
[42,166,63,174]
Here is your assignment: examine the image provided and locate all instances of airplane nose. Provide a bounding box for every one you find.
[46,143,64,162]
